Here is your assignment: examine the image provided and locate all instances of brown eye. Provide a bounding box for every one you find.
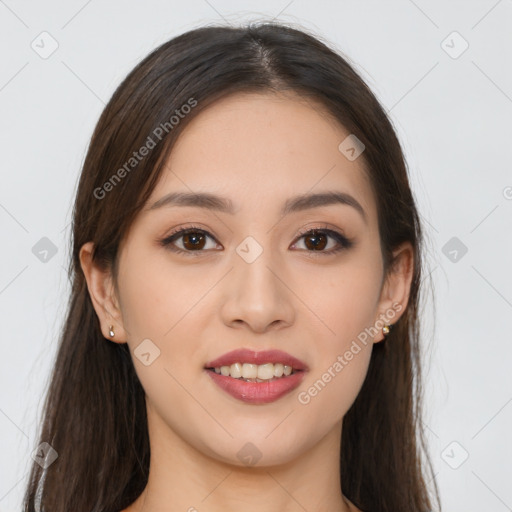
[161,227,220,254]
[161,226,353,257]
[292,228,354,255]
[303,230,328,251]
[181,231,207,250]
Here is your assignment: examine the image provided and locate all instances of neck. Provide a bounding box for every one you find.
[124,407,355,512]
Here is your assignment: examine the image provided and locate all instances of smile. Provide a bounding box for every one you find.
[204,348,309,404]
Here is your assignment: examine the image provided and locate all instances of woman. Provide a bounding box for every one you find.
[23,22,441,512]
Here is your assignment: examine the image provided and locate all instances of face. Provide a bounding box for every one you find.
[83,91,410,468]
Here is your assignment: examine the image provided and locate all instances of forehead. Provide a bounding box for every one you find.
[149,91,377,224]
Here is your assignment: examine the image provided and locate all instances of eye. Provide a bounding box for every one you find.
[160,226,221,255]
[291,227,354,255]
[160,225,354,256]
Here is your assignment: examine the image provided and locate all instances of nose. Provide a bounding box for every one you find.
[220,243,296,334]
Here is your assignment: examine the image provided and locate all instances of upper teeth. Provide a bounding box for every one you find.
[214,363,294,380]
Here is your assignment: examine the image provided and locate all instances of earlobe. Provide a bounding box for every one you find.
[79,241,127,343]
[374,242,414,343]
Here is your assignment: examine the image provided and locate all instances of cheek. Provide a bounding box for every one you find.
[292,254,381,413]
[295,285,376,429]
[116,247,215,390]
[297,341,372,424]
[117,247,204,341]
[115,250,210,425]
[296,257,383,346]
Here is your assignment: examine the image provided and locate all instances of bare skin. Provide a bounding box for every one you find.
[80,91,413,512]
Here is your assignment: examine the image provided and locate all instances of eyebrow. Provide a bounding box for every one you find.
[148,190,367,223]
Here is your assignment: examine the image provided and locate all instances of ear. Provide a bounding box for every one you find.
[79,241,127,343]
[373,241,414,343]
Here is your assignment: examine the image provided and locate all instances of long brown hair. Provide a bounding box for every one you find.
[23,21,441,512]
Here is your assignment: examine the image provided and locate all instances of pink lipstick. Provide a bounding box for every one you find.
[204,348,308,404]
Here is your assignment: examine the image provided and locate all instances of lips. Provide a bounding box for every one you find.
[205,370,306,404]
[204,348,309,371]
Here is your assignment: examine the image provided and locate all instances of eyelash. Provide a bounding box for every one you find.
[159,224,354,257]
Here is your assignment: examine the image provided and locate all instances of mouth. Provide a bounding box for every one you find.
[205,363,303,382]
[204,348,308,404]
[204,348,308,377]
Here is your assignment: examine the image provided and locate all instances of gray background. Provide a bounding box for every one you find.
[1,1,511,510]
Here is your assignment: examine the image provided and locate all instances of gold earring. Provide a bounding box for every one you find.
[109,325,115,338]
[382,324,393,337]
